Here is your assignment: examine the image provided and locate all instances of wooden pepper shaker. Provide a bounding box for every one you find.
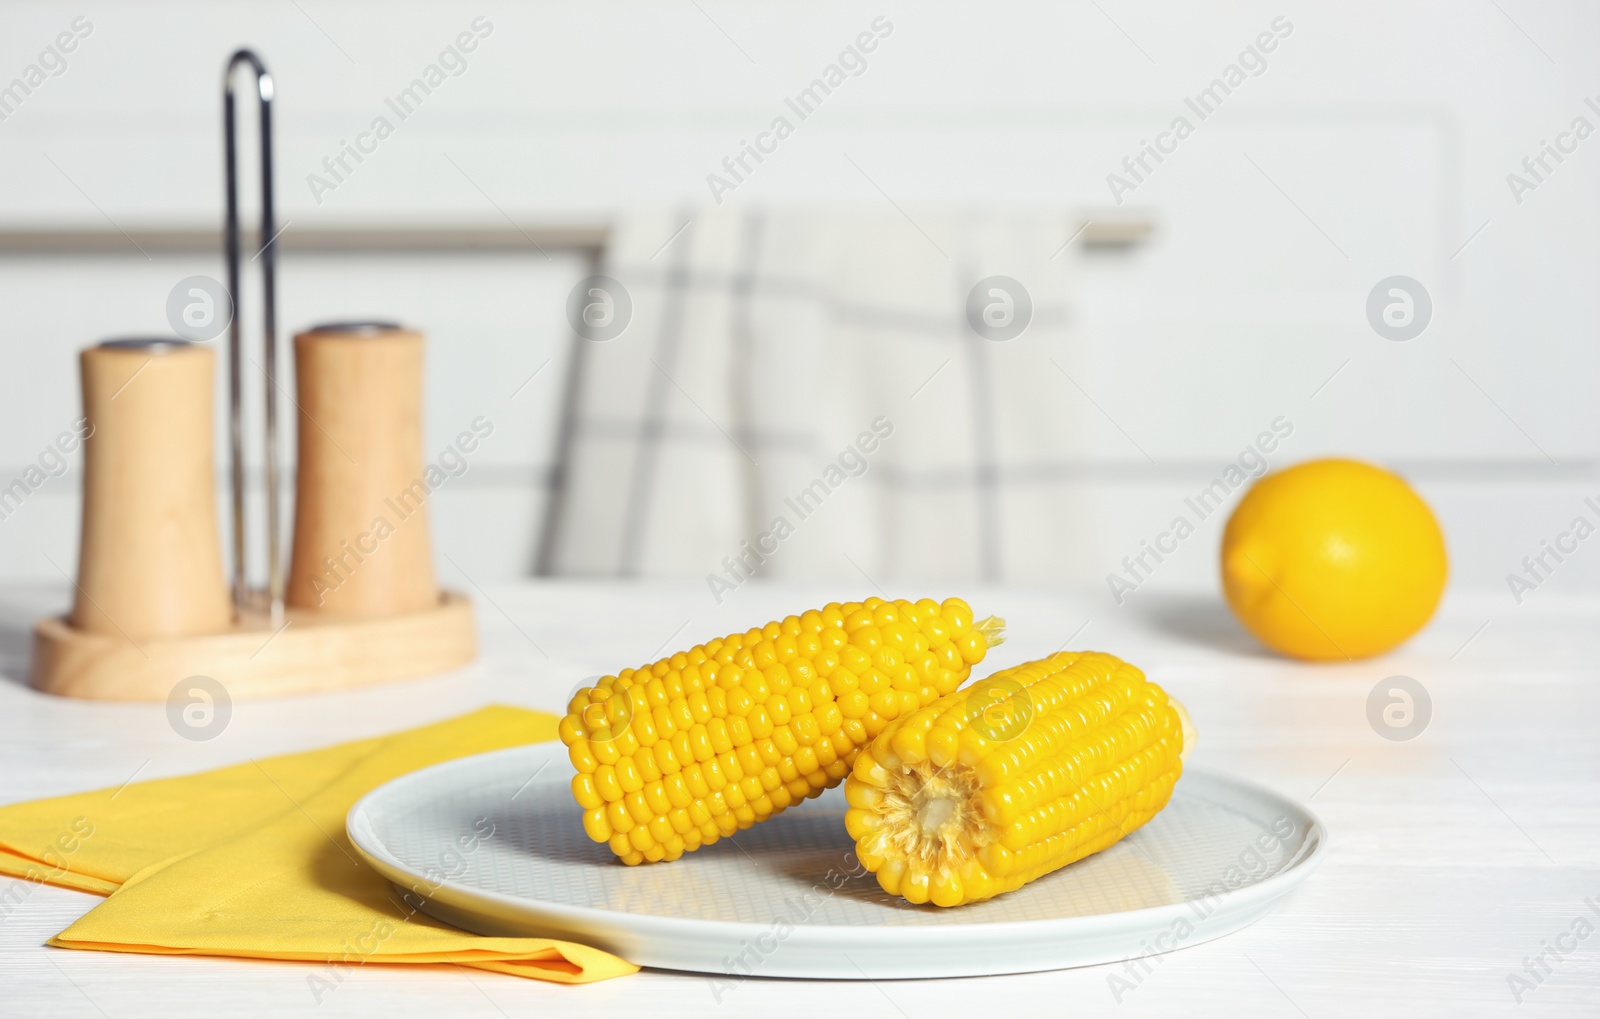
[286,322,439,617]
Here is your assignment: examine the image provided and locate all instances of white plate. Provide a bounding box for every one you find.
[347,742,1325,980]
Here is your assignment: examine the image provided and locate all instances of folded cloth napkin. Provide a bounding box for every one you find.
[0,705,636,984]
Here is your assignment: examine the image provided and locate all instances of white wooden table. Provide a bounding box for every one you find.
[1,580,1596,1017]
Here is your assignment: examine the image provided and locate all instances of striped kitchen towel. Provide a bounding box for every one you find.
[539,206,1099,592]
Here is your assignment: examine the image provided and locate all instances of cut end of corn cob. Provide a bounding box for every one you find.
[1170,695,1196,763]
[559,597,1000,865]
[844,650,1186,907]
[975,614,1006,648]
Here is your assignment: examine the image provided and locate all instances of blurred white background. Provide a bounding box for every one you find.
[0,0,1596,603]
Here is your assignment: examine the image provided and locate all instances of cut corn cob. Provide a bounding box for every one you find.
[844,650,1189,907]
[560,597,1003,865]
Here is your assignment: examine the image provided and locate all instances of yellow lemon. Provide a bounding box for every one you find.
[1221,458,1447,661]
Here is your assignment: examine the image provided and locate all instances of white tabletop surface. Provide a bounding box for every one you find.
[1,579,1596,1017]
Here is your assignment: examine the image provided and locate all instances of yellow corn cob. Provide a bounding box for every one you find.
[844,650,1189,906]
[560,597,1004,865]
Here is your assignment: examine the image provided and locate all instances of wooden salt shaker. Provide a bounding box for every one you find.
[72,339,232,637]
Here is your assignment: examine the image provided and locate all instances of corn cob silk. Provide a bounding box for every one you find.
[561,598,1003,865]
[845,651,1193,906]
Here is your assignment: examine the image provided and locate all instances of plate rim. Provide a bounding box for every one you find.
[347,740,1328,945]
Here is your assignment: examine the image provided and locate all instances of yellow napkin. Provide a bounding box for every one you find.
[0,705,636,984]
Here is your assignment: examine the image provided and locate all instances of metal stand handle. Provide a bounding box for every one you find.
[223,49,282,622]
